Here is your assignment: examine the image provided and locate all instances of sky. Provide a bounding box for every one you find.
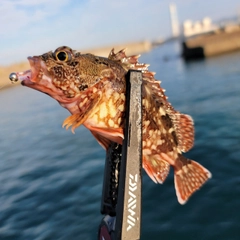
[1,0,240,65]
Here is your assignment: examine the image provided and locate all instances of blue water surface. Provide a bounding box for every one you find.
[0,42,240,240]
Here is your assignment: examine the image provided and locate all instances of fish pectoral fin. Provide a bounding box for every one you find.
[62,113,89,133]
[174,113,195,152]
[174,156,212,205]
[87,126,124,149]
[62,92,101,133]
[142,153,170,184]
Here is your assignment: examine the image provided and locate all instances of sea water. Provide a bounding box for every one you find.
[0,41,240,240]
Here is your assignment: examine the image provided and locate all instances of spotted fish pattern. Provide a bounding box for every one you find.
[12,46,211,204]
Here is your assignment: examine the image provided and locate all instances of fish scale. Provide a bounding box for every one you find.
[9,46,211,204]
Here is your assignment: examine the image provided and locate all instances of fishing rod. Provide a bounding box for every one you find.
[98,70,143,240]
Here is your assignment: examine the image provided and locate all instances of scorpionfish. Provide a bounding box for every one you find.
[12,46,211,204]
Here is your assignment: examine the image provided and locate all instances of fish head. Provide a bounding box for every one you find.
[16,46,104,105]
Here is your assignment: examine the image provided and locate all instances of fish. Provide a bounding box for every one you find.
[10,46,211,204]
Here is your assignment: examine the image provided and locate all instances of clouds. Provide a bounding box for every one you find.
[0,0,72,64]
[0,0,169,65]
[0,0,69,36]
[57,0,169,47]
[1,0,239,65]
[0,1,28,35]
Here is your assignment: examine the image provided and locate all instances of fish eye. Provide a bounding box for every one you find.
[55,51,69,62]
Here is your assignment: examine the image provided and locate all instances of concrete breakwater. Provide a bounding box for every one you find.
[82,40,152,57]
[182,26,240,60]
[0,41,152,87]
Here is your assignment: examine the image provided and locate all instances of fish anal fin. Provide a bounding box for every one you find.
[143,153,170,184]
[174,156,212,204]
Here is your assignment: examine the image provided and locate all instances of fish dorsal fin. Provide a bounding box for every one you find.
[143,78,194,153]
[171,113,194,152]
[108,48,149,71]
[109,48,195,153]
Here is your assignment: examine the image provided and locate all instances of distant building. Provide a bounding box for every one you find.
[183,17,218,37]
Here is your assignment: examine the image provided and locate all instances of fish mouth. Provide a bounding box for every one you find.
[14,56,80,110]
[19,57,54,95]
[19,56,44,86]
[17,57,71,103]
[16,69,32,83]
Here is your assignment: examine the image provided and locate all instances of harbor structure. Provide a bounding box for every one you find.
[182,18,240,60]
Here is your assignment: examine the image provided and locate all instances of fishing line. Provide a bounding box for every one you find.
[0,72,19,90]
[0,83,12,90]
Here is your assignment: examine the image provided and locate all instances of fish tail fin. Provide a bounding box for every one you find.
[174,156,211,204]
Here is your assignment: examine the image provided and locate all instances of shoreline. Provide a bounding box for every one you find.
[0,40,153,89]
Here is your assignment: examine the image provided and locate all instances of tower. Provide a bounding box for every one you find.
[169,3,180,37]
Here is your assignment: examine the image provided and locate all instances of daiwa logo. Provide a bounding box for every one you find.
[127,174,138,231]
